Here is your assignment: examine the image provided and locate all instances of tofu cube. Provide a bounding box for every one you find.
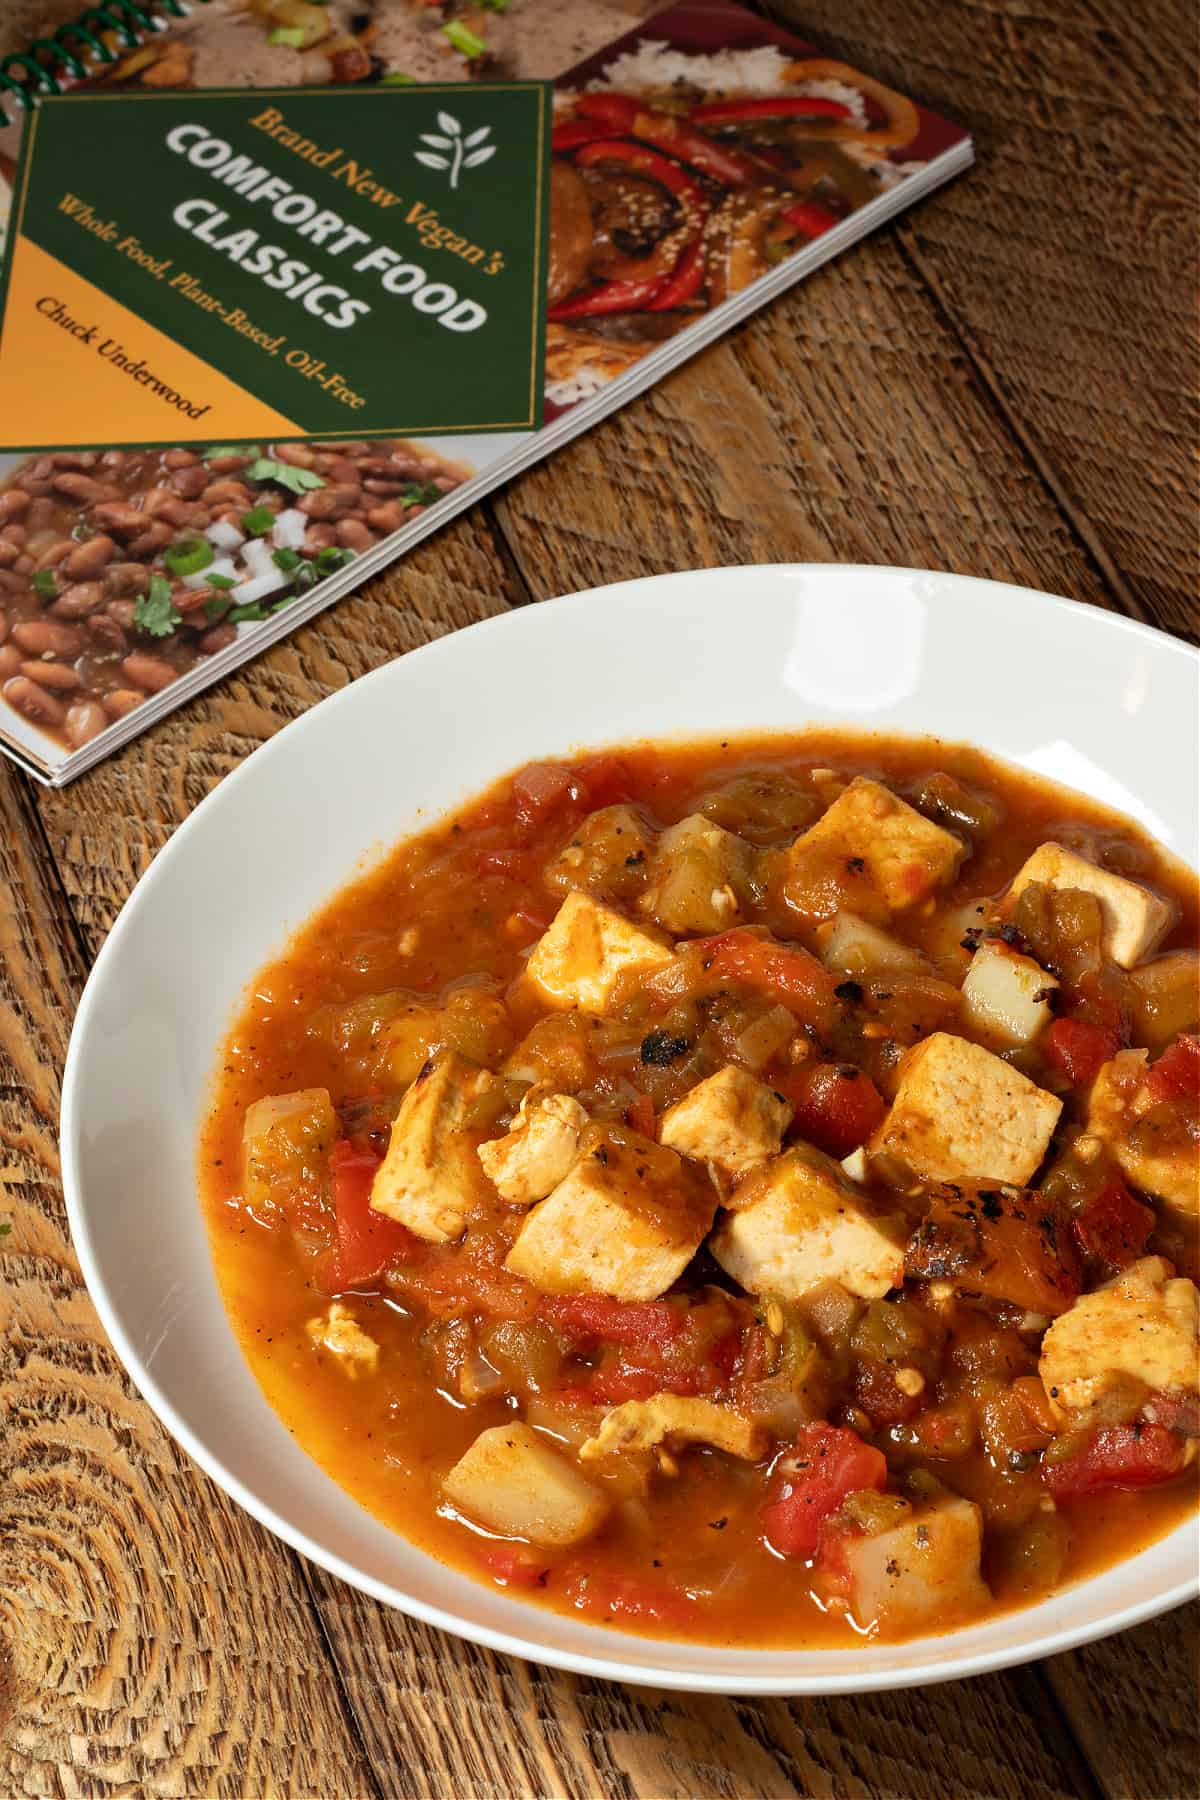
[306,1302,379,1377]
[961,940,1058,1044]
[504,1125,713,1300]
[370,1050,495,1243]
[525,891,673,1014]
[659,1066,792,1181]
[828,1497,990,1634]
[1039,1256,1200,1420]
[442,1422,609,1548]
[1089,1050,1200,1214]
[819,910,929,977]
[868,1032,1062,1187]
[710,1146,907,1301]
[784,777,965,920]
[639,813,748,935]
[478,1087,588,1206]
[1008,842,1175,969]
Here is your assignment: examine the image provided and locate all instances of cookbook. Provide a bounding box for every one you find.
[0,0,971,784]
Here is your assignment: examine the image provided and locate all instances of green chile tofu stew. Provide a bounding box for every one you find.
[202,735,1199,1644]
[0,441,467,747]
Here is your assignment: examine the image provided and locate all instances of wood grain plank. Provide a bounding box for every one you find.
[492,232,1122,612]
[1040,1605,1200,1800]
[302,1581,1102,1800]
[0,766,378,1799]
[764,0,1200,641]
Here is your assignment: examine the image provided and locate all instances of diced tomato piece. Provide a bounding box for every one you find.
[1044,1423,1188,1499]
[1072,1173,1155,1270]
[691,927,836,1029]
[853,1361,921,1427]
[775,1061,886,1158]
[1142,1394,1200,1438]
[571,752,640,810]
[540,1293,687,1347]
[761,1423,887,1559]
[1043,1015,1121,1087]
[625,1091,656,1138]
[579,1366,678,1404]
[321,1140,421,1290]
[1143,1033,1200,1106]
[475,847,540,880]
[512,761,581,829]
[474,1543,550,1587]
[561,1568,697,1628]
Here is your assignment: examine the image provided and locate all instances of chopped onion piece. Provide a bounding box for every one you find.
[240,537,277,579]
[272,508,308,550]
[231,569,289,604]
[206,519,245,552]
[182,553,239,591]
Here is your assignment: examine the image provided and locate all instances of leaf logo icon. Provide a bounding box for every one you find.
[413,114,496,188]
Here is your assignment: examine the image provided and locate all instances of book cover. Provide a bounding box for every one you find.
[0,1,970,782]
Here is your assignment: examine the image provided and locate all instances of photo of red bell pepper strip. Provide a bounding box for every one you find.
[780,200,840,239]
[574,90,760,187]
[550,118,617,153]
[547,140,711,320]
[690,96,853,125]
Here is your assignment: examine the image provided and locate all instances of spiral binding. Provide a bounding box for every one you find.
[0,0,199,127]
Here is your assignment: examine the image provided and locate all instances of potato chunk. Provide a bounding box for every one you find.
[783,777,965,922]
[639,813,749,935]
[868,1032,1062,1187]
[828,1497,989,1634]
[1007,842,1175,969]
[525,891,673,1014]
[306,1302,379,1377]
[960,940,1058,1045]
[1088,1051,1199,1214]
[478,1088,588,1206]
[1039,1256,1200,1421]
[659,1066,792,1181]
[579,1395,767,1464]
[242,1087,336,1215]
[442,1423,609,1547]
[504,1124,713,1300]
[818,911,928,977]
[543,804,655,903]
[711,1146,907,1301]
[370,1050,495,1243]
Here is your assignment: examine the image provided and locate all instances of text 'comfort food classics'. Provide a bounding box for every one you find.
[201,735,1198,1645]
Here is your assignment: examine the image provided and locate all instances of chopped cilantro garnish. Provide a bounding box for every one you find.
[32,568,57,599]
[204,444,257,461]
[245,456,325,496]
[442,21,486,57]
[207,573,236,590]
[380,70,416,85]
[134,574,182,638]
[402,481,444,508]
[480,0,510,10]
[242,505,275,536]
[203,593,231,623]
[0,1221,9,1238]
[314,545,356,573]
[272,547,302,573]
[267,25,307,47]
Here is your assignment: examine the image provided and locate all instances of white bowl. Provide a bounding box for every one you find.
[62,565,1199,1693]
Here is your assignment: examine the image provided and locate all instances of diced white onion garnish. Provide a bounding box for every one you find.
[272,508,308,550]
[207,518,245,552]
[230,569,289,604]
[182,553,239,591]
[240,537,277,579]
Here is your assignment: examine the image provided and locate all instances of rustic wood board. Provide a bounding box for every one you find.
[1,0,1196,1793]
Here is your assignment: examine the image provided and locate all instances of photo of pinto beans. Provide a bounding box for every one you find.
[0,440,469,752]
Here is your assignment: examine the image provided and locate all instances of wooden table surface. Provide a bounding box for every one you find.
[1,1,1197,1794]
